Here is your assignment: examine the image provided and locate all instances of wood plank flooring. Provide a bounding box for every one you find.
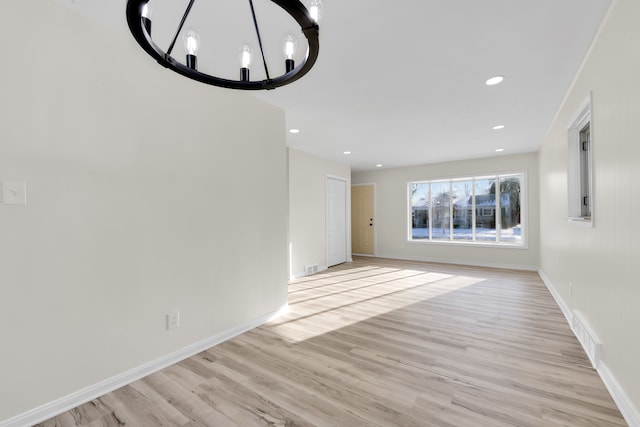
[38,257,626,426]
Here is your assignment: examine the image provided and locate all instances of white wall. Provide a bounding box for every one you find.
[352,153,540,270]
[0,1,288,422]
[539,0,640,420]
[289,149,351,279]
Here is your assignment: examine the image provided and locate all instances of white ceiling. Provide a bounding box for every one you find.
[54,0,611,171]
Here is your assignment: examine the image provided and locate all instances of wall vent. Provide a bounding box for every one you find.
[572,310,602,369]
[305,264,319,275]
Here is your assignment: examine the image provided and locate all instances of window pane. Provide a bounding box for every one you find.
[452,181,473,240]
[431,182,451,240]
[499,175,522,243]
[474,178,497,241]
[411,183,429,239]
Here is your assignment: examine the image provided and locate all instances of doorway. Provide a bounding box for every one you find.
[326,177,347,267]
[351,184,374,255]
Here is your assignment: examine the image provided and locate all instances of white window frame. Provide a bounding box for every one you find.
[407,172,527,248]
[567,93,594,227]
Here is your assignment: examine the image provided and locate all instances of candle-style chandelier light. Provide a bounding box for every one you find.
[126,0,322,90]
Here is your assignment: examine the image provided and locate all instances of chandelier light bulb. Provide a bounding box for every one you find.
[184,30,200,55]
[283,34,297,73]
[240,45,253,82]
[309,0,324,22]
[240,45,253,69]
[283,35,297,60]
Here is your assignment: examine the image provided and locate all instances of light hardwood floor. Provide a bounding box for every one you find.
[39,257,626,426]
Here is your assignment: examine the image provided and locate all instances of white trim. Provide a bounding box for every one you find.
[566,93,594,226]
[375,253,538,272]
[599,363,640,427]
[345,178,353,263]
[406,239,529,250]
[538,268,640,427]
[0,304,290,427]
[327,174,349,181]
[407,171,528,248]
[371,183,378,257]
[537,268,572,324]
[567,217,594,227]
[566,93,592,130]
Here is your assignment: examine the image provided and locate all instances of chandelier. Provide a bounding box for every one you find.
[126,0,322,90]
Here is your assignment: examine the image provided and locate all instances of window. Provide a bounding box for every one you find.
[579,123,591,218]
[568,94,593,225]
[409,173,525,245]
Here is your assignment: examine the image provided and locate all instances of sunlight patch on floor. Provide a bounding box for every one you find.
[268,264,485,343]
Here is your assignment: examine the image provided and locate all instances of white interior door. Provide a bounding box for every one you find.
[326,177,347,267]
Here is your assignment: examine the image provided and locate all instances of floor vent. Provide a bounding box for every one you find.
[305,264,319,275]
[572,310,601,369]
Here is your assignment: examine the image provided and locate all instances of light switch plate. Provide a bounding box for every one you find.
[2,181,27,205]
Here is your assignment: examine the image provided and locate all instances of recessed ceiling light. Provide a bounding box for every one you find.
[289,128,300,134]
[344,151,351,155]
[485,76,504,86]
[492,125,505,130]
[376,164,383,168]
[496,148,505,152]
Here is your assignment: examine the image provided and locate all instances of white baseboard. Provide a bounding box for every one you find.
[537,268,572,324]
[375,253,539,272]
[0,304,290,427]
[599,363,640,427]
[538,270,602,369]
[538,268,640,427]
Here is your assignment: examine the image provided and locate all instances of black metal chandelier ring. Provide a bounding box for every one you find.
[126,0,320,90]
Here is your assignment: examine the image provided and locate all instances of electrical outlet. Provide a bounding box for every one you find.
[167,310,180,330]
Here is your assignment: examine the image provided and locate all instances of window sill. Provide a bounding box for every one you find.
[408,239,527,250]
[567,217,594,227]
